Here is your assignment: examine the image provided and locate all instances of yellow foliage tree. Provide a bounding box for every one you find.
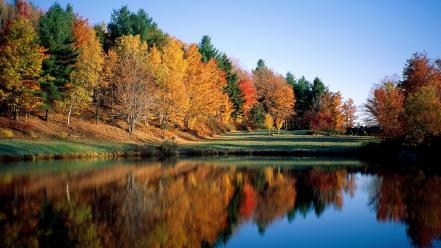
[405,85,441,143]
[264,113,274,136]
[149,38,188,134]
[0,17,44,119]
[65,17,103,125]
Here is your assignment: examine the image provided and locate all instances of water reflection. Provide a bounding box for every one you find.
[0,159,439,247]
[370,171,441,248]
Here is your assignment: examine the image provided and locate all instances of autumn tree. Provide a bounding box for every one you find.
[404,85,441,143]
[0,0,40,31]
[198,36,244,120]
[252,64,295,130]
[63,17,103,125]
[365,81,405,138]
[0,17,44,119]
[400,52,441,94]
[264,113,273,136]
[308,91,345,132]
[238,79,257,115]
[326,91,344,131]
[183,44,228,133]
[38,3,77,120]
[342,98,357,129]
[149,38,188,134]
[110,35,154,134]
[266,79,295,133]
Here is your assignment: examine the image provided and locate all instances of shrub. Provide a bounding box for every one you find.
[0,128,14,139]
[157,138,178,157]
[27,130,39,139]
[57,131,69,140]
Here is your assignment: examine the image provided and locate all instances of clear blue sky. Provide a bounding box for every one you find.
[32,0,441,108]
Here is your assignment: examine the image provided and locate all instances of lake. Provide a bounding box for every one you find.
[0,157,440,248]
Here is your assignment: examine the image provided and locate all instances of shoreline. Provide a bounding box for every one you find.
[0,137,378,163]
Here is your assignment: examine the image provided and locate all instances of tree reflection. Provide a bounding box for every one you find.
[6,160,433,248]
[370,171,441,248]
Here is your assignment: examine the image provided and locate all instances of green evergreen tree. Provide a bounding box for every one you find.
[255,59,266,72]
[286,71,296,86]
[295,76,313,111]
[108,6,166,48]
[198,35,219,63]
[39,3,77,120]
[217,53,244,119]
[312,77,327,99]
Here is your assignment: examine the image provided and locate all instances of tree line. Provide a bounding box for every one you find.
[0,0,398,138]
[365,53,441,145]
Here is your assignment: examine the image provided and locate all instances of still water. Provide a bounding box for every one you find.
[0,157,440,248]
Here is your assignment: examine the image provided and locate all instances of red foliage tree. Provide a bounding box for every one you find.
[238,79,257,114]
[401,52,441,94]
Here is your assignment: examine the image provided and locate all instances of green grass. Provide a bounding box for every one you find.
[182,130,378,155]
[0,139,150,161]
[0,130,379,161]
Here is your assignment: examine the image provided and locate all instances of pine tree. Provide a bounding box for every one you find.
[108,6,166,48]
[38,3,77,120]
[255,59,266,72]
[198,35,219,63]
[285,72,296,86]
[217,53,244,119]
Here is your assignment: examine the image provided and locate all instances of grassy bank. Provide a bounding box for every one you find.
[0,139,156,161]
[180,130,378,156]
[0,130,379,162]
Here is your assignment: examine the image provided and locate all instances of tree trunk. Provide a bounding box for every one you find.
[127,116,134,134]
[45,109,49,121]
[13,105,19,121]
[95,87,100,124]
[110,88,115,123]
[67,104,72,125]
[183,115,190,130]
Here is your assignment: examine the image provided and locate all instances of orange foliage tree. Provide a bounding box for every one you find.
[342,98,357,129]
[252,67,295,132]
[365,81,405,138]
[183,44,228,134]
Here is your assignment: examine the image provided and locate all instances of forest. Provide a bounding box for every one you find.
[0,0,440,150]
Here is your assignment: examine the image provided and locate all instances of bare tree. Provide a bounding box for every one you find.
[111,35,155,134]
